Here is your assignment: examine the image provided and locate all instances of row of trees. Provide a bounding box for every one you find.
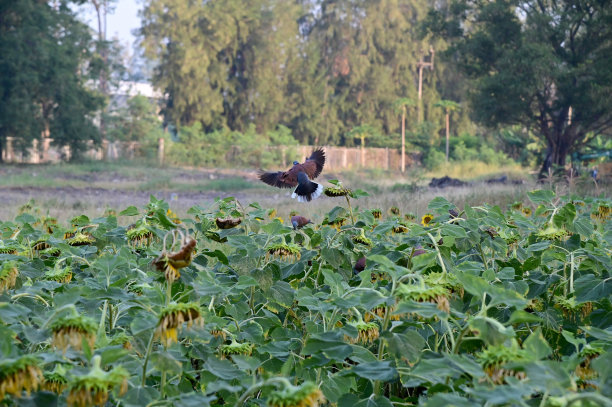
[1,0,610,174]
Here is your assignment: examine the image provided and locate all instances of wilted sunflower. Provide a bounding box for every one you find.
[0,241,20,255]
[322,215,348,230]
[575,345,602,387]
[267,381,325,407]
[44,265,73,284]
[404,212,417,222]
[477,343,527,384]
[126,223,154,248]
[425,272,464,298]
[511,201,523,211]
[31,238,51,252]
[421,213,434,227]
[267,243,301,261]
[371,209,383,220]
[0,261,19,293]
[50,315,97,353]
[66,232,95,246]
[216,217,242,229]
[0,355,43,401]
[41,217,58,234]
[210,329,227,340]
[219,339,254,359]
[591,203,611,222]
[152,236,197,283]
[345,320,380,344]
[324,185,352,197]
[522,207,532,217]
[554,296,593,321]
[388,206,400,216]
[364,305,400,322]
[156,302,203,347]
[352,231,372,246]
[536,225,570,241]
[43,364,69,394]
[392,221,409,234]
[109,332,133,350]
[66,355,128,407]
[397,283,451,313]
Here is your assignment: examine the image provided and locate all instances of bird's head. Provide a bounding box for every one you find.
[292,220,299,230]
[293,161,299,166]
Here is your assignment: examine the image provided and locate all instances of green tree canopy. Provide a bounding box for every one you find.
[0,0,103,161]
[426,0,612,175]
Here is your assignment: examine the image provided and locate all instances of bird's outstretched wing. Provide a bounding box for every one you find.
[301,148,325,179]
[258,171,296,188]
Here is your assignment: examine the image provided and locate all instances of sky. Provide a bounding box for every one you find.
[75,0,142,49]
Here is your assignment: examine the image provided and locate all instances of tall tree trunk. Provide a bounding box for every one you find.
[401,108,405,172]
[539,133,571,178]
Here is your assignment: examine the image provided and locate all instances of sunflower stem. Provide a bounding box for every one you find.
[345,195,355,224]
[141,330,156,386]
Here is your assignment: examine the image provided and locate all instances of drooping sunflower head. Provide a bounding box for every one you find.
[536,225,570,241]
[511,201,523,211]
[522,207,532,217]
[126,223,155,248]
[267,381,325,407]
[404,212,417,222]
[66,356,128,407]
[346,320,380,344]
[591,203,611,222]
[352,231,372,246]
[324,185,352,197]
[0,355,43,400]
[216,217,242,229]
[42,217,58,234]
[109,332,133,350]
[32,237,51,252]
[156,302,203,347]
[392,221,409,234]
[0,241,20,255]
[421,213,435,227]
[43,364,69,394]
[397,283,451,313]
[219,339,254,358]
[44,265,73,284]
[66,232,95,247]
[371,209,383,220]
[553,296,593,321]
[49,315,97,353]
[0,261,19,293]
[267,243,301,261]
[477,343,527,384]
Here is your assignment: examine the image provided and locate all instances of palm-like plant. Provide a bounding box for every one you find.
[393,98,415,172]
[434,100,461,162]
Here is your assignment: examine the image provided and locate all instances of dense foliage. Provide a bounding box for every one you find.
[1,187,611,406]
[0,0,103,161]
[140,0,471,147]
[425,0,612,175]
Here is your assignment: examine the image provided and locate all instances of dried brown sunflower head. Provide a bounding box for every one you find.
[156,302,203,347]
[43,364,69,394]
[345,320,380,344]
[371,209,383,220]
[0,355,43,400]
[50,315,97,353]
[267,381,325,407]
[388,206,400,216]
[0,261,19,293]
[404,212,417,222]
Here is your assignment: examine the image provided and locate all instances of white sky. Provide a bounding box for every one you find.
[75,0,142,49]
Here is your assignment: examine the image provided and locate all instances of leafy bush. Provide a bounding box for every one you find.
[166,123,298,168]
[1,190,611,406]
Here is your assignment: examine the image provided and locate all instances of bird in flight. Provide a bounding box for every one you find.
[259,148,325,202]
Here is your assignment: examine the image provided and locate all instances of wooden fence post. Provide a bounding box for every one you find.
[158,138,165,165]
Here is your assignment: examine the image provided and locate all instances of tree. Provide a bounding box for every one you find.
[0,0,102,162]
[434,100,460,162]
[426,0,612,175]
[393,98,415,171]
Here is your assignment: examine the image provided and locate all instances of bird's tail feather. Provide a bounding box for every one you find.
[292,181,323,202]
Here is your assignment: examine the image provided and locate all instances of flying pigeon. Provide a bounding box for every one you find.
[259,148,325,202]
[291,215,313,229]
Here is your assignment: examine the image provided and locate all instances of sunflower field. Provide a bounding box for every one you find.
[0,186,611,407]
